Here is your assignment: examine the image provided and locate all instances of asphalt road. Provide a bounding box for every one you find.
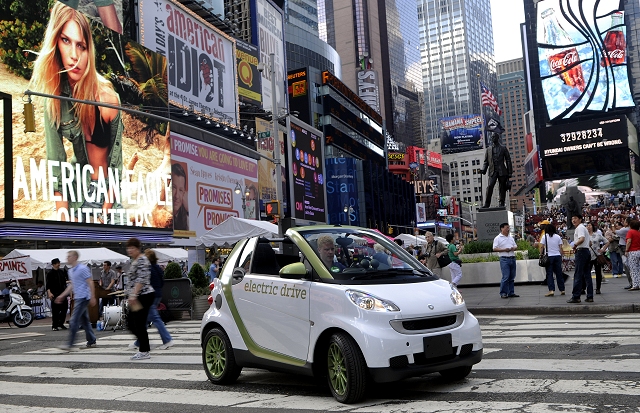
[0,314,639,412]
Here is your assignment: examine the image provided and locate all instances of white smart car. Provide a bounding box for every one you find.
[200,225,483,403]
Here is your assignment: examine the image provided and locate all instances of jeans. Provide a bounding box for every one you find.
[127,293,155,353]
[571,249,593,299]
[545,255,565,292]
[68,298,96,347]
[609,250,623,275]
[134,296,172,346]
[499,257,516,296]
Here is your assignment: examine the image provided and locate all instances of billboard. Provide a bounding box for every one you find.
[139,0,238,125]
[427,151,442,169]
[287,68,311,124]
[439,114,483,154]
[170,132,258,238]
[288,119,326,223]
[6,3,171,228]
[236,39,262,107]
[539,115,628,158]
[325,157,359,225]
[57,0,124,34]
[536,0,634,120]
[253,0,286,114]
[255,118,285,207]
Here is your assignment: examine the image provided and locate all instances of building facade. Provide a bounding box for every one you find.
[418,0,498,144]
[318,0,425,147]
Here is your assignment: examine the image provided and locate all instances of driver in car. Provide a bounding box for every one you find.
[317,235,346,273]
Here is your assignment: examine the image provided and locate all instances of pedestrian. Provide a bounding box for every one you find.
[129,250,174,350]
[98,260,117,317]
[446,234,463,286]
[54,251,97,350]
[617,217,633,289]
[567,214,593,303]
[125,238,155,360]
[625,220,640,291]
[493,223,519,298]
[586,222,609,294]
[539,223,565,296]
[46,258,69,331]
[422,231,447,276]
[606,223,622,278]
[208,257,220,282]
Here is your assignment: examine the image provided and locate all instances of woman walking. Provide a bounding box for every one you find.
[625,220,640,290]
[539,223,565,296]
[125,238,155,360]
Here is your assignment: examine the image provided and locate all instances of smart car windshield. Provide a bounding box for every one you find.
[298,227,436,282]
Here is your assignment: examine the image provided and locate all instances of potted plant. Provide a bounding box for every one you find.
[189,263,211,318]
[162,262,188,319]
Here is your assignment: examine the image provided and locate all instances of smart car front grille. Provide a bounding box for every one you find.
[389,312,463,334]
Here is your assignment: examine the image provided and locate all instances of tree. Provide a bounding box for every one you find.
[163,262,182,279]
[546,190,554,203]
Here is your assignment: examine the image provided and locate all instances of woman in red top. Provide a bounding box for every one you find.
[624,220,640,290]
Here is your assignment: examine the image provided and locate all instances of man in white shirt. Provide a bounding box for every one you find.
[568,214,593,303]
[493,223,518,299]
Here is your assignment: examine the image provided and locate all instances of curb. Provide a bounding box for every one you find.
[468,303,640,315]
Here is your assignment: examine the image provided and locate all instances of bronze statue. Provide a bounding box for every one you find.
[565,196,579,229]
[481,133,513,209]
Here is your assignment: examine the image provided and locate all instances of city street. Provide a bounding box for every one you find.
[0,314,639,412]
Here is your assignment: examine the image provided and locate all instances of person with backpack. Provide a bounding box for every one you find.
[129,249,174,351]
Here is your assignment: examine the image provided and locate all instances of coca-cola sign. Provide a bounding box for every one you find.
[535,0,633,121]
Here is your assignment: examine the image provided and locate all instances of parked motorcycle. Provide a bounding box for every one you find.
[0,283,34,327]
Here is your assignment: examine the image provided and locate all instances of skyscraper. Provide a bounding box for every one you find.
[417,0,498,144]
[318,0,425,147]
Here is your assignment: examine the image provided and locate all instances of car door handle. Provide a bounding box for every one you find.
[231,268,245,285]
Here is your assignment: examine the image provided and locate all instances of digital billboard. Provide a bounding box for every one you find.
[170,132,258,238]
[236,39,262,107]
[288,118,326,223]
[439,114,483,154]
[6,2,171,228]
[325,157,359,225]
[255,118,285,208]
[536,0,634,120]
[139,0,238,125]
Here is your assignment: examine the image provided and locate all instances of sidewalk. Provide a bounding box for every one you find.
[460,273,640,315]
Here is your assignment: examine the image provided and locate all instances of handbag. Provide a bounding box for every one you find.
[437,254,452,268]
[590,244,608,265]
[538,234,550,267]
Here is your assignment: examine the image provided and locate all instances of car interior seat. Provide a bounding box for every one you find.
[252,242,281,275]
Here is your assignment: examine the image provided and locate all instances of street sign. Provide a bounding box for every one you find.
[514,215,524,226]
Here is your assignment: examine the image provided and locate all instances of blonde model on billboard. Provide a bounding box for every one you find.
[30,2,124,224]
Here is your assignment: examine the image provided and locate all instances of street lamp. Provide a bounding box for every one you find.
[343,204,354,226]
[411,220,417,246]
[268,53,284,236]
[235,182,250,219]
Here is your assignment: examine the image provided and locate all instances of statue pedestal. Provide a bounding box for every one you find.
[476,208,514,242]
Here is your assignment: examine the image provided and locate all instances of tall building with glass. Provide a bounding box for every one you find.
[417,0,498,144]
[318,0,425,147]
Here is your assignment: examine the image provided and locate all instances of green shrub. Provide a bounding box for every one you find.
[191,285,210,297]
[188,263,208,289]
[0,19,45,79]
[461,254,500,263]
[462,241,493,254]
[517,240,540,259]
[164,262,182,279]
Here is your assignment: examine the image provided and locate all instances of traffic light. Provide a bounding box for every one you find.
[265,200,280,220]
[23,101,35,133]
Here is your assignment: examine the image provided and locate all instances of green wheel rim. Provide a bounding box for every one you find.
[205,335,226,378]
[328,342,347,396]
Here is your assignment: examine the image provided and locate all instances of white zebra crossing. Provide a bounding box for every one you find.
[0,316,638,412]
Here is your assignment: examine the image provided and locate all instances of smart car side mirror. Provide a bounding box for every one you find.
[231,268,246,285]
[279,262,309,279]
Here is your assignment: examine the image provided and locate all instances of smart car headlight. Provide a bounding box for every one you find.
[450,285,464,305]
[346,290,400,312]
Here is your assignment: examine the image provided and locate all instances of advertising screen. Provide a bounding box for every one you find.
[170,132,258,238]
[7,3,171,228]
[253,0,286,114]
[539,116,628,158]
[237,39,262,107]
[439,114,483,154]
[288,119,326,223]
[254,118,285,208]
[536,0,634,120]
[325,157,358,225]
[139,0,238,126]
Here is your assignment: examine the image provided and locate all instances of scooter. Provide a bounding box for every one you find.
[0,283,34,328]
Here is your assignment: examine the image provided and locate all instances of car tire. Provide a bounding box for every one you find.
[326,332,367,403]
[202,328,242,384]
[439,365,472,381]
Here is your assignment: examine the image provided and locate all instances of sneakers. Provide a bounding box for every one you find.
[156,340,175,350]
[560,291,566,295]
[130,351,150,360]
[567,298,581,303]
[585,298,594,302]
[57,344,76,352]
[613,274,620,278]
[86,342,97,348]
[59,325,67,330]
[545,291,554,297]
[52,327,59,331]
[128,343,138,349]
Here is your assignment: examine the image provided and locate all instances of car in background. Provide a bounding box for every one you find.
[200,225,483,403]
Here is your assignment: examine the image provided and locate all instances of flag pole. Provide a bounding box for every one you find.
[477,73,486,150]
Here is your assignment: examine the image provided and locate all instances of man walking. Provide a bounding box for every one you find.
[55,251,97,350]
[568,214,594,303]
[46,258,68,331]
[493,223,519,298]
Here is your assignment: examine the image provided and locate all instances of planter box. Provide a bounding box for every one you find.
[442,259,545,286]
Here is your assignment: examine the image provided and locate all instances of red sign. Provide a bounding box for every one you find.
[427,151,442,169]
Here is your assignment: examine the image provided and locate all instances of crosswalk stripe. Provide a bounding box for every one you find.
[0,354,201,364]
[0,332,44,340]
[483,336,639,345]
[481,329,640,336]
[474,358,640,372]
[0,405,145,413]
[354,401,602,412]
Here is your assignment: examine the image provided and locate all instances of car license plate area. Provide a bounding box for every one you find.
[423,334,453,359]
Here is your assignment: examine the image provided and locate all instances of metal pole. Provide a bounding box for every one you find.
[270,53,283,237]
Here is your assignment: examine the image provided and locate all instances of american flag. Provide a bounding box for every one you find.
[481,82,502,116]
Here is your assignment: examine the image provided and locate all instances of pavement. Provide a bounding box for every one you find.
[460,272,640,315]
